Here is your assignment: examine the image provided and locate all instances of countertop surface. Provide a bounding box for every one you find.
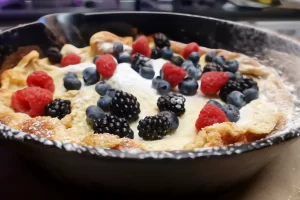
[1,139,300,200]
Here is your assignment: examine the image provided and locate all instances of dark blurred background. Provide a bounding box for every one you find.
[0,0,300,39]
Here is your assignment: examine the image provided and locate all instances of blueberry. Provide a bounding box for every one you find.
[235,72,243,80]
[113,42,124,56]
[86,105,105,125]
[226,60,239,73]
[181,60,194,71]
[221,104,240,122]
[118,52,131,63]
[97,96,112,112]
[161,47,173,60]
[64,72,78,79]
[187,66,202,80]
[188,52,200,65]
[207,100,222,109]
[156,80,171,95]
[83,67,100,85]
[226,91,246,109]
[227,72,236,80]
[205,51,217,62]
[158,111,179,131]
[178,77,198,95]
[106,89,116,98]
[95,80,111,95]
[139,66,155,79]
[93,55,101,64]
[152,76,162,88]
[213,56,226,66]
[63,77,82,90]
[243,88,259,103]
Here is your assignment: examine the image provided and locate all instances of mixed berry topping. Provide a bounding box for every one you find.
[200,72,229,95]
[95,80,111,96]
[46,47,62,64]
[132,35,151,57]
[157,93,186,116]
[153,33,170,49]
[182,42,199,59]
[161,47,174,60]
[83,67,100,85]
[63,73,82,91]
[131,53,151,72]
[60,53,81,67]
[178,77,198,95]
[161,63,186,88]
[157,111,179,131]
[138,115,170,141]
[170,55,184,66]
[186,66,202,80]
[203,63,224,74]
[221,104,240,122]
[93,114,134,139]
[152,76,171,95]
[44,98,71,119]
[110,90,141,122]
[85,105,105,126]
[95,54,117,79]
[26,71,55,93]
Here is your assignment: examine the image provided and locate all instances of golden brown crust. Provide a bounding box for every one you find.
[0,31,295,151]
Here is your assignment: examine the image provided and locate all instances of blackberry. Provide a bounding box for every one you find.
[202,63,224,74]
[219,80,244,102]
[154,33,170,49]
[239,77,258,90]
[138,115,170,141]
[110,90,141,122]
[44,98,71,119]
[93,114,134,139]
[151,47,161,59]
[46,47,62,64]
[131,53,151,72]
[157,93,186,116]
[170,55,184,66]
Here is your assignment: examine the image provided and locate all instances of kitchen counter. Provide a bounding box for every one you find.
[1,139,300,199]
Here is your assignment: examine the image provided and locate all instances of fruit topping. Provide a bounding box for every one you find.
[243,87,259,103]
[95,54,117,79]
[221,104,240,122]
[181,60,194,71]
[118,52,131,63]
[44,98,71,119]
[154,33,170,49]
[186,66,202,80]
[161,63,186,88]
[63,73,82,91]
[227,72,236,80]
[95,80,111,95]
[46,47,62,64]
[106,89,116,98]
[195,103,228,131]
[86,105,105,126]
[161,47,173,60]
[139,65,155,79]
[151,47,162,59]
[93,55,101,64]
[207,99,222,109]
[138,115,170,141]
[112,42,124,57]
[226,60,239,73]
[110,90,141,122]
[26,71,55,93]
[83,67,100,85]
[200,72,229,95]
[132,35,151,57]
[131,53,151,73]
[241,77,259,90]
[205,51,217,62]
[93,114,134,139]
[11,87,53,117]
[212,56,226,66]
[187,52,200,65]
[157,93,186,116]
[226,91,246,109]
[178,77,199,95]
[60,53,81,67]
[158,111,179,131]
[97,95,112,112]
[202,63,224,74]
[182,42,199,59]
[170,55,184,66]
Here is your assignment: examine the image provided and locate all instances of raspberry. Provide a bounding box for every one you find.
[162,63,186,87]
[11,87,53,117]
[96,54,117,79]
[195,104,228,131]
[200,72,229,95]
[60,53,81,67]
[132,35,151,57]
[182,42,199,59]
[26,71,55,93]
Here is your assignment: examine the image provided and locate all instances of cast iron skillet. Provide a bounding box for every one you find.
[0,12,300,195]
